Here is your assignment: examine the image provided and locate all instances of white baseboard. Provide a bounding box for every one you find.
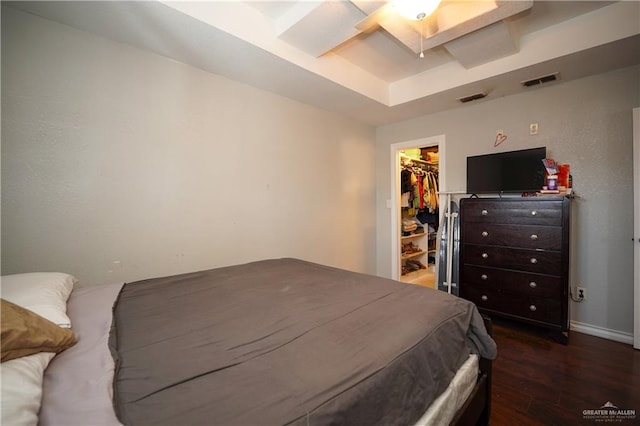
[570,320,634,345]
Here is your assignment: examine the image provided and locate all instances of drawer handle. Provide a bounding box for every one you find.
[531,210,537,216]
[481,274,488,281]
[529,305,537,312]
[481,209,488,216]
[529,281,537,288]
[481,231,489,237]
[481,295,488,301]
[530,234,538,240]
[481,253,489,259]
[530,258,538,264]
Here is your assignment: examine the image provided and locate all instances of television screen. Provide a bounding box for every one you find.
[466,147,547,194]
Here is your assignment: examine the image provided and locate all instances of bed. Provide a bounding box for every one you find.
[1,258,496,426]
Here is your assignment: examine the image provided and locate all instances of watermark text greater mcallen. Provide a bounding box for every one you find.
[583,402,637,423]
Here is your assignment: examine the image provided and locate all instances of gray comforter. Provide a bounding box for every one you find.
[109,258,496,426]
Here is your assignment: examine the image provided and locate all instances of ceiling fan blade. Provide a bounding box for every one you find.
[353,2,395,33]
[422,0,532,51]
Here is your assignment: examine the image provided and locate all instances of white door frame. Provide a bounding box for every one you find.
[390,135,446,281]
[633,108,639,350]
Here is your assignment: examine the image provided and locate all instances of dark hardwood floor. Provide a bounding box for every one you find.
[489,318,640,425]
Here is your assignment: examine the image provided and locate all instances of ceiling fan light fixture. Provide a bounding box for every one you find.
[393,0,442,21]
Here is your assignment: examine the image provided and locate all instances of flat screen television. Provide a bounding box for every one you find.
[466,147,547,194]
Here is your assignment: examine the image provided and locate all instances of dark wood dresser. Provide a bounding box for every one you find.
[459,197,571,343]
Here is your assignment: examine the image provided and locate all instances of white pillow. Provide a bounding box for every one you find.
[1,273,76,426]
[1,273,76,328]
[0,352,56,426]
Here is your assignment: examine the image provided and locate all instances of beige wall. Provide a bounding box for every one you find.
[1,7,377,286]
[376,65,639,336]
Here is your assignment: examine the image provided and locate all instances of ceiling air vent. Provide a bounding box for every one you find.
[458,92,487,103]
[521,72,559,87]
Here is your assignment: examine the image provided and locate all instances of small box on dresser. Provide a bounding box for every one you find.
[459,196,571,343]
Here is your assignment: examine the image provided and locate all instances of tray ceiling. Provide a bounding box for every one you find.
[6,1,640,126]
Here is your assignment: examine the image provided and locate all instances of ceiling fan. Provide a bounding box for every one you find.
[351,0,534,58]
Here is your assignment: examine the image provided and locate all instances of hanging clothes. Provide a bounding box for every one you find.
[401,169,412,194]
[423,170,439,212]
[417,172,425,209]
[401,192,410,208]
[401,158,439,221]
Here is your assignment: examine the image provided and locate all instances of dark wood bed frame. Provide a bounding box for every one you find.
[449,315,493,426]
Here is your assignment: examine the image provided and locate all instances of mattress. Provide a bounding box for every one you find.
[41,258,496,426]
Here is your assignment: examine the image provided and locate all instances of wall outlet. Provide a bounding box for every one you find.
[577,286,586,300]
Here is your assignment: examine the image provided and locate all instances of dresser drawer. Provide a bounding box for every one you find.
[463,244,561,275]
[462,265,562,298]
[461,199,564,226]
[462,286,561,326]
[462,224,562,250]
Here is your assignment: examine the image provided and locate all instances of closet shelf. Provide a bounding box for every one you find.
[399,154,437,167]
[401,251,426,260]
[401,233,426,241]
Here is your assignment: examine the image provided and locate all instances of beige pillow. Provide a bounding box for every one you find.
[1,299,77,362]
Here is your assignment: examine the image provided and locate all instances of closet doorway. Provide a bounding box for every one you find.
[390,136,445,287]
